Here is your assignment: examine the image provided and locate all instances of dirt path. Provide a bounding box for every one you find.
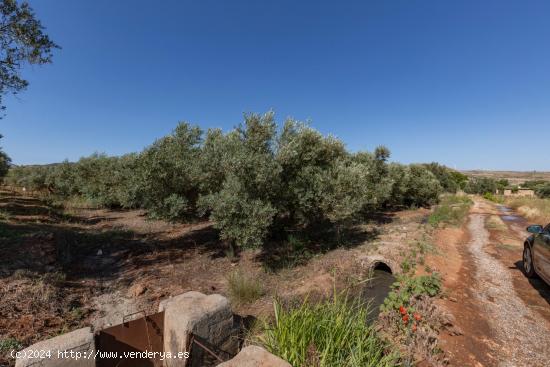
[438,198,550,366]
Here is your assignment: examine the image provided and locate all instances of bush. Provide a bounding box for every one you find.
[257,294,399,366]
[536,183,550,198]
[464,177,497,195]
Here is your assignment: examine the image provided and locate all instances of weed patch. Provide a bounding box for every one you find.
[256,293,399,367]
[428,194,472,226]
[227,269,263,305]
[483,192,504,203]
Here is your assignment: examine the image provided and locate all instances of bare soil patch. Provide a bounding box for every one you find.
[0,188,430,366]
[428,198,550,367]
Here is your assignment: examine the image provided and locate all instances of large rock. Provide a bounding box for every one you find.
[217,346,292,367]
[15,327,95,367]
[162,291,236,367]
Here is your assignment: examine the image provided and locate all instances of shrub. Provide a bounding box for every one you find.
[257,294,399,366]
[227,269,263,305]
[464,177,497,195]
[536,183,550,198]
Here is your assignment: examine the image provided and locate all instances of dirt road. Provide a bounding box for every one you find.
[437,199,550,366]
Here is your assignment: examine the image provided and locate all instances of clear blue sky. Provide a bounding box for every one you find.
[2,0,549,170]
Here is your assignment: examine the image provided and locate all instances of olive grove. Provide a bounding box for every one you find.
[5,112,464,249]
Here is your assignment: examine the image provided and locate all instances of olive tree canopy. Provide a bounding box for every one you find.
[1,0,59,113]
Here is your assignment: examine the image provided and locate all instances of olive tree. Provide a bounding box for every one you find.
[0,134,10,179]
[135,122,203,220]
[1,0,59,113]
[199,112,281,248]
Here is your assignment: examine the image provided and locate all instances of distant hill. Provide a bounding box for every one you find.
[461,170,550,185]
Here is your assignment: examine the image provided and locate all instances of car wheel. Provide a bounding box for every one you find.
[523,245,536,278]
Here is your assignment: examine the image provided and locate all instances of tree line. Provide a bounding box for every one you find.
[4,113,467,249]
[463,176,550,198]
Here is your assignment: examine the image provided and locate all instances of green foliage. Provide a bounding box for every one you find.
[1,0,59,113]
[428,194,472,226]
[464,177,497,195]
[227,269,263,305]
[257,294,399,367]
[0,337,21,353]
[536,183,550,198]
[483,192,503,203]
[136,122,203,219]
[199,112,281,248]
[6,112,446,250]
[496,179,510,190]
[381,273,442,313]
[386,164,442,208]
[523,180,550,198]
[0,134,10,179]
[423,162,467,193]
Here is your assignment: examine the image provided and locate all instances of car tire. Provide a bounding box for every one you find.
[523,244,536,278]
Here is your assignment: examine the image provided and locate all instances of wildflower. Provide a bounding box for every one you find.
[412,322,417,332]
[413,313,421,321]
[402,314,409,324]
[399,306,407,315]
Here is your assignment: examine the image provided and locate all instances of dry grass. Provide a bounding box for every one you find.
[505,197,550,224]
[227,269,264,305]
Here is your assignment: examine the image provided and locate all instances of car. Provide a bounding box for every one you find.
[523,224,550,285]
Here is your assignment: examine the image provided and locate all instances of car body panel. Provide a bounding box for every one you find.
[530,223,550,284]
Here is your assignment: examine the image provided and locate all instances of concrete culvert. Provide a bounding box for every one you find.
[372,261,393,273]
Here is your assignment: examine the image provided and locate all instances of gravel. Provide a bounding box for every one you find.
[467,202,550,367]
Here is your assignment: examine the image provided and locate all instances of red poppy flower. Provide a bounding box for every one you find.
[399,306,407,315]
[412,323,417,332]
[402,315,409,324]
[413,313,421,321]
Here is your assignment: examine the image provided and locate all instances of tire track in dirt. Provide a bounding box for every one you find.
[467,201,550,367]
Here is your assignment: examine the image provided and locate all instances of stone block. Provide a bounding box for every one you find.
[217,346,292,367]
[15,327,95,367]
[163,291,235,367]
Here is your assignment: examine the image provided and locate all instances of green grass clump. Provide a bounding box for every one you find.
[428,194,472,226]
[0,337,22,353]
[483,192,504,203]
[257,294,399,367]
[227,269,263,305]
